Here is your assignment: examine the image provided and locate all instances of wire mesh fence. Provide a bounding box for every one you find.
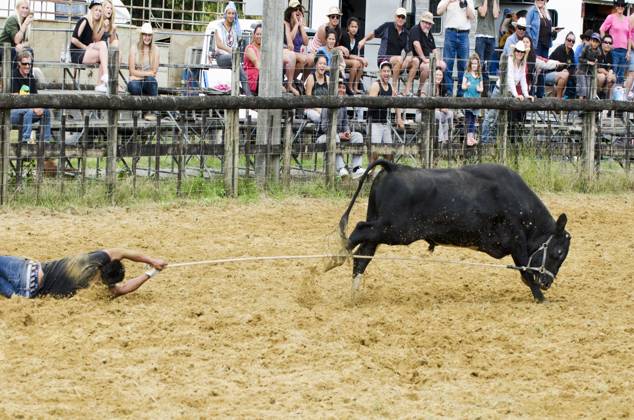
[2,93,634,206]
[2,38,634,206]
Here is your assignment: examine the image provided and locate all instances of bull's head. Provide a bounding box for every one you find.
[536,213,571,290]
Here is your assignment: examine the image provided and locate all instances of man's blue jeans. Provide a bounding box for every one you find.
[443,29,470,96]
[475,36,496,94]
[10,108,52,142]
[612,48,627,85]
[128,77,158,96]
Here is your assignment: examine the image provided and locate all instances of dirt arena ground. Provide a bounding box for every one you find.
[1,193,633,417]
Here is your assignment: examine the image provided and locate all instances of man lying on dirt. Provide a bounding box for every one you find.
[0,249,167,299]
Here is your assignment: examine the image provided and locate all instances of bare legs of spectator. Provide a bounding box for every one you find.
[293,52,308,82]
[624,70,634,97]
[597,71,616,98]
[345,58,363,93]
[390,55,419,95]
[554,70,569,99]
[283,49,300,95]
[82,41,109,84]
[304,52,315,80]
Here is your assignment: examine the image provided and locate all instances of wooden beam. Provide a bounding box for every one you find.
[0,43,11,205]
[255,0,284,187]
[106,48,120,202]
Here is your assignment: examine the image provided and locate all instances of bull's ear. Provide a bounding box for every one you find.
[556,213,567,232]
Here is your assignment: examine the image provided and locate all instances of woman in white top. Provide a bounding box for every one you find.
[506,40,532,100]
[128,23,160,120]
[481,40,533,143]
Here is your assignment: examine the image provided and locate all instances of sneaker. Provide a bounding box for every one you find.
[338,167,350,178]
[94,83,108,93]
[351,166,365,179]
[144,112,157,121]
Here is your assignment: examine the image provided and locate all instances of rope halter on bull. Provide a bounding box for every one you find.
[506,235,556,280]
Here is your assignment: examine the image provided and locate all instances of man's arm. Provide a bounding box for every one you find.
[358,31,375,51]
[104,248,167,270]
[413,40,426,60]
[466,0,476,20]
[478,0,487,18]
[493,0,499,19]
[436,0,452,16]
[109,271,155,297]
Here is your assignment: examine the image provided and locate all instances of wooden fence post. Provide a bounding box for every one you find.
[325,53,340,187]
[423,55,436,168]
[255,0,284,188]
[582,66,597,179]
[106,47,119,203]
[626,109,631,173]
[0,43,11,205]
[496,55,508,163]
[223,49,240,197]
[282,109,293,188]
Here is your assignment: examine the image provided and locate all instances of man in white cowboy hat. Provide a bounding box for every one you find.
[474,0,499,96]
[503,16,528,56]
[410,11,446,91]
[437,0,475,96]
[359,7,419,96]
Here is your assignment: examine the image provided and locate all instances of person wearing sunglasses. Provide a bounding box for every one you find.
[502,17,528,56]
[436,0,475,96]
[359,7,419,96]
[307,6,343,62]
[598,35,616,98]
[481,40,532,144]
[600,0,629,85]
[9,50,54,144]
[543,31,575,98]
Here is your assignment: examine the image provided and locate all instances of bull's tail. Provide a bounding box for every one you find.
[324,159,396,272]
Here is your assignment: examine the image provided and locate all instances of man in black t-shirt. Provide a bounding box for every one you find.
[359,7,419,95]
[10,50,54,143]
[1,248,167,299]
[410,12,446,94]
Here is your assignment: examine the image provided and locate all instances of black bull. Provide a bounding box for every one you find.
[326,160,571,302]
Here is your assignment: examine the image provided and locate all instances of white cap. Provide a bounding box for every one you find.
[395,7,407,16]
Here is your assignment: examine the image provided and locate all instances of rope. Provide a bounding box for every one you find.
[165,253,516,271]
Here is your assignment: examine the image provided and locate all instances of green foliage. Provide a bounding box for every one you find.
[3,152,633,210]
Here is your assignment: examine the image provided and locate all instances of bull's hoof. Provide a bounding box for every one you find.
[323,248,349,272]
[352,274,363,292]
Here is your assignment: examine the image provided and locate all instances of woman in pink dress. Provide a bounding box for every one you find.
[600,0,631,84]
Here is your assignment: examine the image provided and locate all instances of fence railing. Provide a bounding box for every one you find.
[1,46,633,206]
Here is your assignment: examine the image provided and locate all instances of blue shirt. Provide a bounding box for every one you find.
[463,73,481,98]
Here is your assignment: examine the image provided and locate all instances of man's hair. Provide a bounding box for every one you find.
[100,260,125,286]
[16,50,33,62]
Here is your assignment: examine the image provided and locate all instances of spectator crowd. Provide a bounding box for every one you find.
[3,0,634,169]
